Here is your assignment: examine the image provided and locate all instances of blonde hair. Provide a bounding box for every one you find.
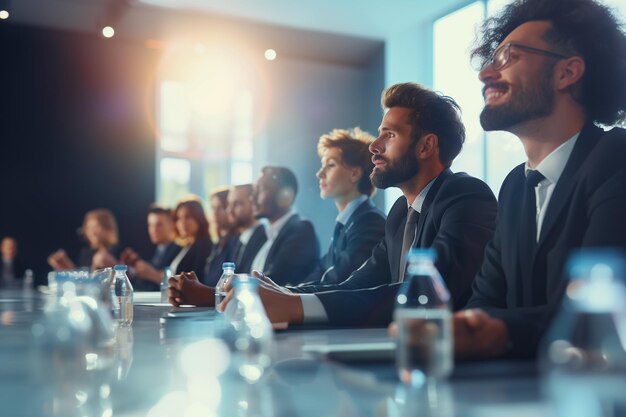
[82,209,119,248]
[317,127,376,196]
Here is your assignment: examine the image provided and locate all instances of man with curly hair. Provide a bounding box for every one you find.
[456,0,626,359]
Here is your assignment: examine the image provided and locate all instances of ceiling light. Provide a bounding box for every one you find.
[102,26,115,38]
[264,49,277,61]
[0,10,9,20]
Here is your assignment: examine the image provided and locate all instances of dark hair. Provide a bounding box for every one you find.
[173,196,210,241]
[147,203,172,217]
[261,166,299,198]
[472,0,626,125]
[209,187,230,208]
[381,83,465,167]
[317,127,376,196]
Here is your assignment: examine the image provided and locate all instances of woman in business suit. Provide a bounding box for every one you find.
[298,127,386,286]
[169,196,213,281]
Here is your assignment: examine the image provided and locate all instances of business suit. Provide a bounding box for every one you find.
[235,224,267,275]
[466,124,626,357]
[297,198,386,286]
[312,170,497,325]
[133,241,181,291]
[173,236,213,282]
[262,214,320,286]
[203,234,240,287]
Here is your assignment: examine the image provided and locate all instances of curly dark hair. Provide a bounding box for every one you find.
[472,0,626,126]
[382,83,465,167]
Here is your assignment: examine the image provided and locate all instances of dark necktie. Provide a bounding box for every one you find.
[520,170,545,305]
[398,207,419,283]
[329,222,344,264]
[151,246,165,268]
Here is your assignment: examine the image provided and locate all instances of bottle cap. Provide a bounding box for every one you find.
[114,264,128,271]
[222,262,236,269]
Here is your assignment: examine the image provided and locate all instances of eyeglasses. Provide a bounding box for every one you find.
[484,42,569,71]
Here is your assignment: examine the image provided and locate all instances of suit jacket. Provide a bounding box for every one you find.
[133,242,181,291]
[466,124,626,357]
[236,224,267,275]
[313,170,497,325]
[203,234,240,287]
[173,236,213,282]
[296,198,386,286]
[262,213,320,286]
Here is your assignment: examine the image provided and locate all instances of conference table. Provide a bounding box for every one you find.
[0,289,559,417]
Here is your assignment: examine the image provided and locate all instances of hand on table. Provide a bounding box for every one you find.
[47,249,76,271]
[167,271,214,307]
[387,309,508,360]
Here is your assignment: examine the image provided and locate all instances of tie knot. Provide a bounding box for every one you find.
[406,207,419,224]
[526,170,545,188]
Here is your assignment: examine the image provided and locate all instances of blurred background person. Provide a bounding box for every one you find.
[227,184,267,274]
[169,196,213,281]
[120,204,181,291]
[203,187,240,286]
[1,237,26,288]
[299,127,385,286]
[48,209,119,271]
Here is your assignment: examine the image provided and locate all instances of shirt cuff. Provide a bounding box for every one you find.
[300,294,328,323]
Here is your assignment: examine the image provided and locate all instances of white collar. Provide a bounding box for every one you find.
[525,132,580,184]
[264,209,296,241]
[409,175,438,213]
[336,195,368,225]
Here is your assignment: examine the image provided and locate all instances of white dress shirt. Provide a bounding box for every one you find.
[250,210,296,273]
[526,132,579,241]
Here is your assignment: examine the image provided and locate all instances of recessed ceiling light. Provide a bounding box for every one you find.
[102,26,115,38]
[0,10,9,20]
[264,49,277,61]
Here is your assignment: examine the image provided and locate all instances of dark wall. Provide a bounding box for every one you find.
[0,23,160,284]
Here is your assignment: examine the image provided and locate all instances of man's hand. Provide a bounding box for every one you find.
[453,309,508,359]
[251,270,293,295]
[119,248,140,266]
[219,281,304,324]
[167,271,215,307]
[387,309,508,360]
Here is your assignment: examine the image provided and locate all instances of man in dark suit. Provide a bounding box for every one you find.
[168,167,320,305]
[247,166,320,285]
[428,0,626,360]
[121,205,181,291]
[226,184,267,275]
[225,83,497,323]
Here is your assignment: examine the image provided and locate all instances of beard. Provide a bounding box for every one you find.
[480,63,555,131]
[370,147,420,189]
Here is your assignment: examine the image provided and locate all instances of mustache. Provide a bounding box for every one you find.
[482,82,508,97]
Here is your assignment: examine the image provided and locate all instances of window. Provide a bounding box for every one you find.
[155,45,255,207]
[434,0,526,196]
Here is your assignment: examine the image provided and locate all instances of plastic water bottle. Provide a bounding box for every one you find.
[394,248,452,385]
[160,267,172,303]
[226,274,273,383]
[542,249,626,417]
[111,265,133,326]
[22,269,34,291]
[215,262,236,310]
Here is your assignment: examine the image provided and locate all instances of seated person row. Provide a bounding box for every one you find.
[228,0,626,359]
[169,128,390,302]
[170,84,498,315]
